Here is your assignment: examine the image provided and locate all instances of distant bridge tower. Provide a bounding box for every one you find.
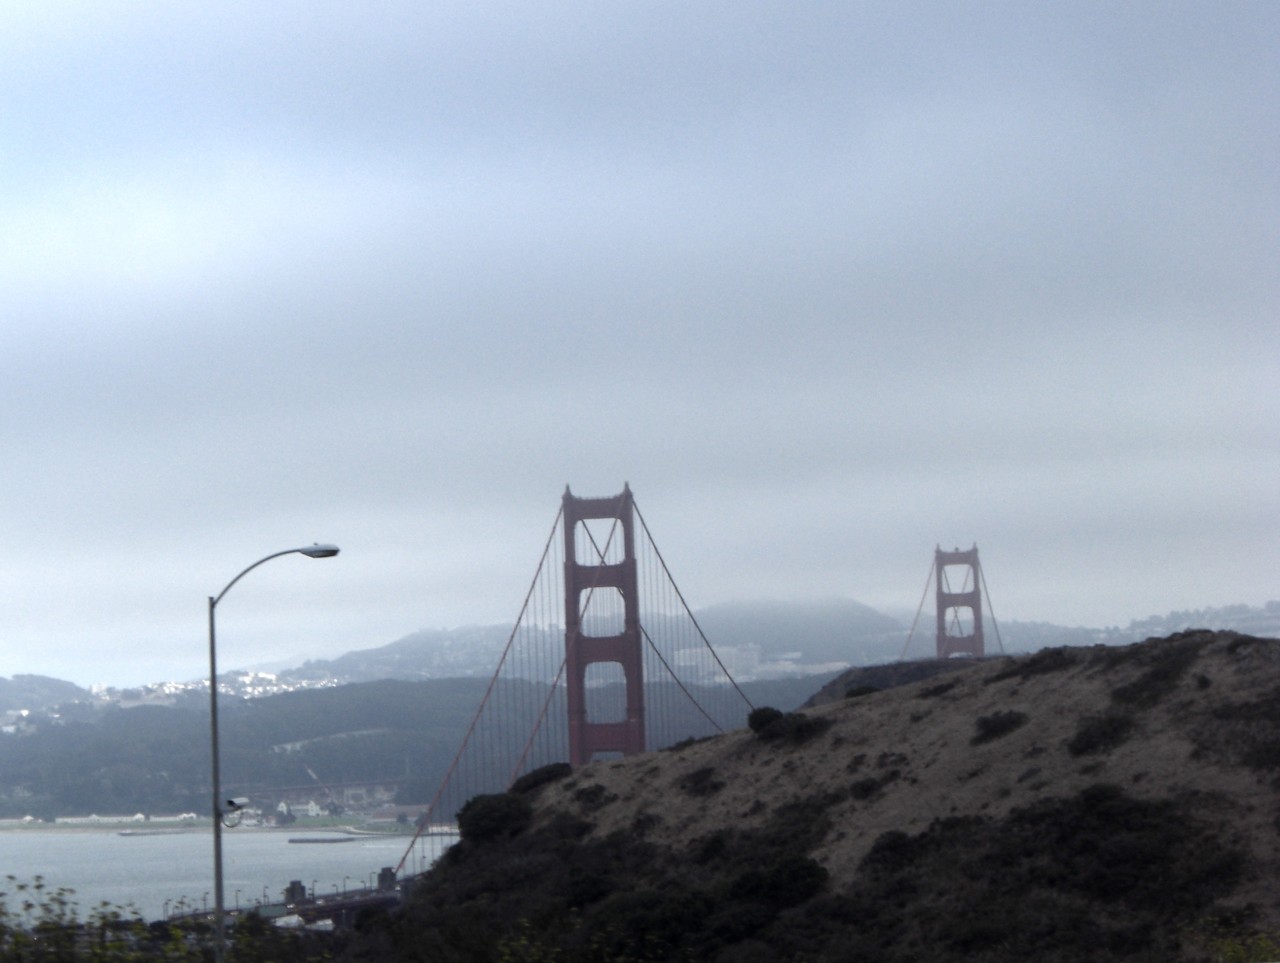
[935,544,984,658]
[563,485,645,765]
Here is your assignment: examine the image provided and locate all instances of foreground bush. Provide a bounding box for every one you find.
[751,710,832,744]
[342,780,1252,963]
[747,706,784,733]
[825,784,1244,962]
[456,792,533,843]
[0,875,334,963]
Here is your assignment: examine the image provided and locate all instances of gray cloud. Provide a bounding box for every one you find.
[0,2,1276,686]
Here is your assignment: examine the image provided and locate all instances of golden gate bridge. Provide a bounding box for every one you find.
[186,486,1004,924]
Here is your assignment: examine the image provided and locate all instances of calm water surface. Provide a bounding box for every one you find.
[0,828,455,922]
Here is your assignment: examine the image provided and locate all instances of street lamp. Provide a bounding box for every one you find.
[209,544,339,963]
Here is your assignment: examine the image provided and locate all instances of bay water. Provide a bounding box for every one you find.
[0,828,455,923]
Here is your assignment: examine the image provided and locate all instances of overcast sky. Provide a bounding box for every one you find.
[1,2,1276,688]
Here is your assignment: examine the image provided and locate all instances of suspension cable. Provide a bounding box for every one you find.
[633,501,754,712]
[899,558,935,661]
[640,623,727,733]
[394,504,564,874]
[508,656,568,785]
[979,561,1005,654]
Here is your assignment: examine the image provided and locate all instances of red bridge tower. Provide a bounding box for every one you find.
[935,544,985,658]
[562,485,645,765]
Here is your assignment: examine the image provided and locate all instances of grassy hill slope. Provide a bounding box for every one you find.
[349,630,1280,962]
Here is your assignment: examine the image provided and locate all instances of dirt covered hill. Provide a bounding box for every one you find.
[359,631,1280,963]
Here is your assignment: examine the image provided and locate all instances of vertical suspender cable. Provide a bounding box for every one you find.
[633,501,754,712]
[899,559,935,661]
[979,562,1005,654]
[394,505,564,875]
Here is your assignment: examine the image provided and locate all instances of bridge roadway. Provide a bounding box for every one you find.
[167,874,416,930]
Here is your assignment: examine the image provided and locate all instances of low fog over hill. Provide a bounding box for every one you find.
[267,597,1280,690]
[2,600,1277,713]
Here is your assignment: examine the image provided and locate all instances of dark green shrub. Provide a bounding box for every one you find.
[456,792,533,843]
[728,855,828,908]
[1068,713,1135,756]
[757,712,833,744]
[573,783,616,810]
[768,796,839,851]
[917,680,957,699]
[986,646,1079,683]
[664,735,710,752]
[510,761,572,794]
[544,811,593,840]
[566,871,612,908]
[1201,686,1280,771]
[845,684,879,699]
[1243,740,1280,770]
[1110,639,1200,709]
[693,830,730,865]
[971,710,1029,745]
[842,786,1244,962]
[851,767,901,800]
[678,766,725,797]
[860,828,921,875]
[633,810,662,834]
[1211,687,1280,723]
[850,777,882,800]
[586,886,714,959]
[748,706,784,733]
[703,908,771,948]
[1225,632,1269,655]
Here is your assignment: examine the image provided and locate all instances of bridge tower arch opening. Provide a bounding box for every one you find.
[563,484,645,765]
[935,544,985,658]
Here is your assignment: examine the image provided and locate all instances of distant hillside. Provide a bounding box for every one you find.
[0,675,89,714]
[5,600,1276,715]
[278,599,1280,691]
[0,678,495,818]
[0,672,833,819]
[283,624,514,684]
[280,598,904,687]
[693,597,905,668]
[350,630,1280,962]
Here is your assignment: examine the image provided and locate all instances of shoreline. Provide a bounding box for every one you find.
[0,822,419,837]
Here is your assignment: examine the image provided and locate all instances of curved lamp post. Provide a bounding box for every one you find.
[208,544,339,963]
